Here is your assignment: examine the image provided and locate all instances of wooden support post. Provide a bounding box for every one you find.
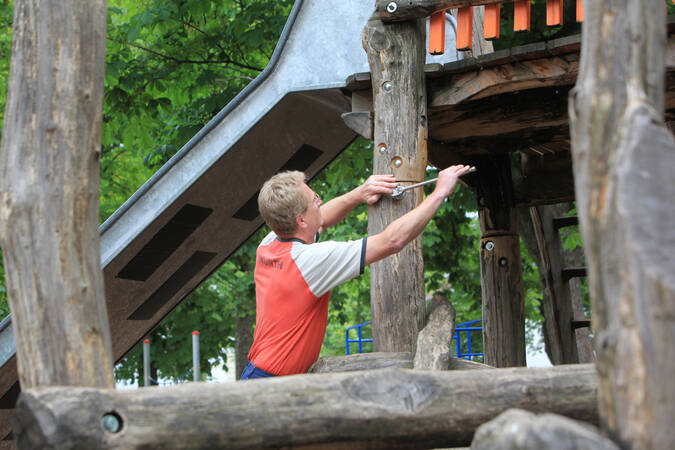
[529,206,579,365]
[14,365,599,449]
[363,13,428,352]
[474,156,526,367]
[0,0,113,391]
[569,1,675,447]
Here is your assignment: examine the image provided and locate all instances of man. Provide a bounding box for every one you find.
[241,164,473,379]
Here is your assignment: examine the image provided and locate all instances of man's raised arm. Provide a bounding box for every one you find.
[319,174,397,230]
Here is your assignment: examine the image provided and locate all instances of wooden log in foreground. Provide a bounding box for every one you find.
[15,365,597,449]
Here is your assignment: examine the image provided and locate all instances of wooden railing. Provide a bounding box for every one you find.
[374,0,586,52]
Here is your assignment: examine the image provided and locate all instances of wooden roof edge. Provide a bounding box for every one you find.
[347,16,675,91]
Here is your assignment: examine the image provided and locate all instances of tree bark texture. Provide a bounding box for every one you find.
[0,0,113,389]
[14,365,598,449]
[474,156,525,367]
[569,1,675,449]
[234,297,255,380]
[363,16,427,353]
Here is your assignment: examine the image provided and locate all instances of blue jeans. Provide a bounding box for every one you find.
[240,361,276,380]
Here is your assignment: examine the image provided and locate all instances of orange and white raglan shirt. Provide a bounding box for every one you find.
[247,232,366,375]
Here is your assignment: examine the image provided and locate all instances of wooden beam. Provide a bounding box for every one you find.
[14,365,599,449]
[373,0,514,23]
[363,12,427,352]
[429,55,579,108]
[569,1,675,447]
[0,1,114,389]
[473,156,526,367]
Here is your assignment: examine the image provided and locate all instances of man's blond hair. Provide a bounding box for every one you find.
[258,171,308,236]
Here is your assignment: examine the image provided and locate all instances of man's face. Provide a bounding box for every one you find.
[300,183,323,234]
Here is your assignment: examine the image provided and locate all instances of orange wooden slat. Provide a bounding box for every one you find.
[429,10,446,55]
[484,3,501,40]
[456,6,473,51]
[547,0,564,26]
[576,0,584,22]
[514,1,531,32]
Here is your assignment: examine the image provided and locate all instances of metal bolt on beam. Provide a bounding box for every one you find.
[101,413,122,433]
[485,241,495,251]
[386,2,398,14]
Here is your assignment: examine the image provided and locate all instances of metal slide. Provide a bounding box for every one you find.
[0,0,461,419]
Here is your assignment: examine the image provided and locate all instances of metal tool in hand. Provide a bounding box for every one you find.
[391,166,477,200]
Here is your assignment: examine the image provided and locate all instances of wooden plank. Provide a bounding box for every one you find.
[569,2,675,446]
[0,410,13,442]
[14,365,599,449]
[363,16,427,352]
[429,10,446,54]
[483,3,500,40]
[374,0,515,23]
[0,0,114,389]
[456,7,474,51]
[514,1,531,32]
[430,56,579,107]
[547,0,564,27]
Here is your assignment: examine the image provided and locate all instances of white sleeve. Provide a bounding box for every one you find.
[291,238,367,297]
[258,231,277,248]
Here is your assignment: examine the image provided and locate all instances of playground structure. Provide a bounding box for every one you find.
[0,0,673,448]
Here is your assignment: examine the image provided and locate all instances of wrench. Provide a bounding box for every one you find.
[391,166,476,200]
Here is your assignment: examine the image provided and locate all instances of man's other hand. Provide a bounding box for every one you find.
[433,165,473,199]
[359,174,397,205]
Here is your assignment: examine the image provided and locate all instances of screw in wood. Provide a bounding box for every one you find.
[382,81,393,92]
[101,413,122,433]
[377,143,388,154]
[391,157,402,168]
[485,241,494,251]
[386,2,398,14]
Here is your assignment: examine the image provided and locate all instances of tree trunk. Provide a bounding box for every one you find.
[0,1,113,389]
[569,1,675,448]
[363,13,427,352]
[14,365,598,449]
[234,297,255,380]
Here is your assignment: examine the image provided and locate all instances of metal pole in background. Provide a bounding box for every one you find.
[143,338,151,387]
[192,331,200,382]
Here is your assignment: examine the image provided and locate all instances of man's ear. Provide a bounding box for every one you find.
[295,214,307,230]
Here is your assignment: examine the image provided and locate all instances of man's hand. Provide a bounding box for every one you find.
[359,174,397,205]
[432,165,473,199]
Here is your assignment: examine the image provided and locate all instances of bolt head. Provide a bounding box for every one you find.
[393,159,402,167]
[382,81,393,92]
[485,241,494,251]
[101,414,122,433]
[378,144,387,154]
[386,2,398,14]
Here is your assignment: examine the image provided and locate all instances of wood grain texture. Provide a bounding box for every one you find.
[474,156,525,367]
[569,1,675,448]
[0,1,113,389]
[14,365,598,449]
[363,15,427,352]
